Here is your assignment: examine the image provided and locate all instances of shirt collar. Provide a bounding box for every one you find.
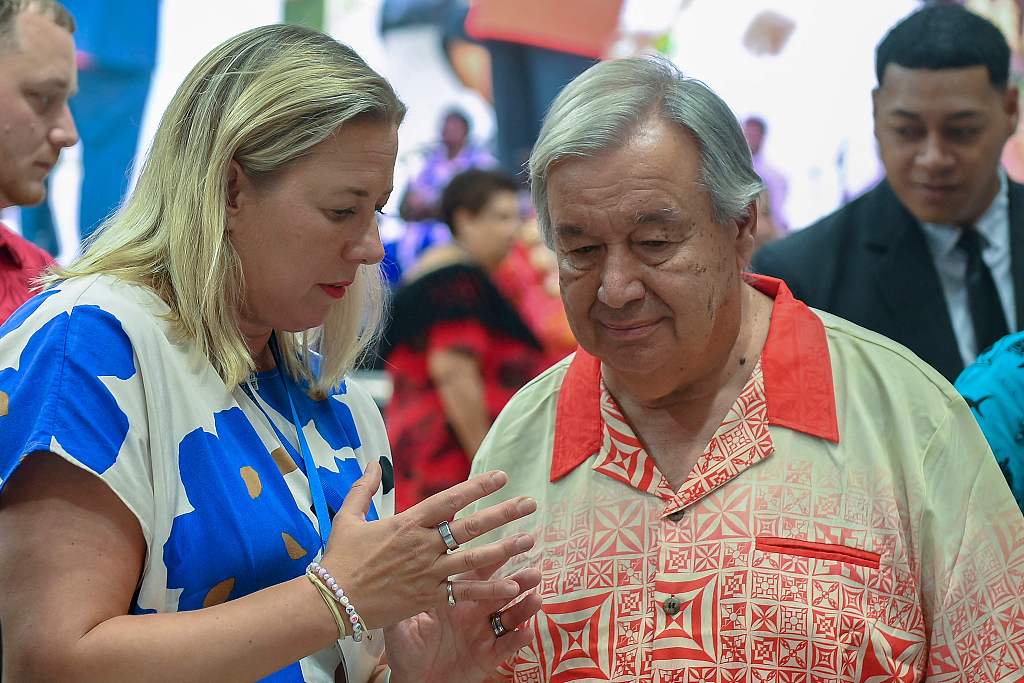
[550,274,840,482]
[921,170,1009,258]
[0,222,23,269]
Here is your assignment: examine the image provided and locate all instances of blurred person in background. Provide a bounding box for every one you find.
[0,24,543,682]
[744,114,789,231]
[381,169,547,512]
[19,0,159,252]
[493,217,577,364]
[0,0,76,322]
[464,0,617,179]
[399,108,495,221]
[754,4,1023,383]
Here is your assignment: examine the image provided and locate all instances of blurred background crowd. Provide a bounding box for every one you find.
[7,0,1024,512]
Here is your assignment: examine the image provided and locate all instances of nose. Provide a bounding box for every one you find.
[346,217,385,266]
[597,247,644,309]
[49,102,79,150]
[916,132,953,172]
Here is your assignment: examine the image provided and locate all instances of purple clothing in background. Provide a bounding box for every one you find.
[406,142,497,210]
[753,153,789,231]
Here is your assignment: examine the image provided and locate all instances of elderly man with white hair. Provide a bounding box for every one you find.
[463,55,1024,682]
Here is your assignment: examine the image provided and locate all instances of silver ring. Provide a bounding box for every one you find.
[490,611,508,637]
[437,520,460,551]
[446,580,457,607]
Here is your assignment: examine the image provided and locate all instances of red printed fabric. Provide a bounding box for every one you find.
[468,275,1024,683]
[0,224,53,323]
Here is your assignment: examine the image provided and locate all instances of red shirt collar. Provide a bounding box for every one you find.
[0,223,23,269]
[550,274,840,482]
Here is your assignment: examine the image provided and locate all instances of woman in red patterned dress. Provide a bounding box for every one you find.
[382,170,549,510]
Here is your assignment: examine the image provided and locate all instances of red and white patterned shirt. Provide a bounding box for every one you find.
[466,276,1024,682]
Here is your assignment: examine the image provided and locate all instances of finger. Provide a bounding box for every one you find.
[410,471,509,526]
[505,567,541,595]
[445,578,522,605]
[336,460,382,521]
[437,533,535,576]
[491,593,542,659]
[497,591,542,633]
[448,496,536,547]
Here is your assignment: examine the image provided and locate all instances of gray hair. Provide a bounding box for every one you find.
[529,55,763,246]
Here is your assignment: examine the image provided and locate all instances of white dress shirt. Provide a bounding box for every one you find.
[921,172,1015,366]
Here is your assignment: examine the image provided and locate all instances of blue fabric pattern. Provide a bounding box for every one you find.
[0,304,134,483]
[0,277,393,681]
[956,331,1024,511]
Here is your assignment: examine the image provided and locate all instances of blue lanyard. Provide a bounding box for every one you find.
[266,334,333,550]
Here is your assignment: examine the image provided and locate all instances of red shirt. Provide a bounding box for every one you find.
[0,222,54,323]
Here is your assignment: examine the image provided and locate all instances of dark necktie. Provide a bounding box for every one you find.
[957,228,1009,354]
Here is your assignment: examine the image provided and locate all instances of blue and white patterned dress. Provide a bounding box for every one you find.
[0,274,393,682]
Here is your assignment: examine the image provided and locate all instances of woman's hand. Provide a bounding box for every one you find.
[322,462,537,629]
[384,564,543,683]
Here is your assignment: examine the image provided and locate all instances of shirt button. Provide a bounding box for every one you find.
[664,595,681,616]
[666,509,685,522]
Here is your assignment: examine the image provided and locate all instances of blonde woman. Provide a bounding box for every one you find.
[0,25,540,682]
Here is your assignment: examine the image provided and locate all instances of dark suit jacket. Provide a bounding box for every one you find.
[751,179,1024,383]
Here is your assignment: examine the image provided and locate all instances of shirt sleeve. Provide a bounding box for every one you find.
[0,299,154,537]
[919,396,1024,681]
[955,334,1024,512]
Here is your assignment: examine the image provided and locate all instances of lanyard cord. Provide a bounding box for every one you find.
[267,333,333,551]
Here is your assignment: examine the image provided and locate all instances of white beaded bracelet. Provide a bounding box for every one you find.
[307,561,369,642]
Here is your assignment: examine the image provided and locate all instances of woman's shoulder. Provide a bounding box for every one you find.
[0,274,179,366]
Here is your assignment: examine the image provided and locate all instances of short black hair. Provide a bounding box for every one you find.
[744,116,766,134]
[440,169,518,235]
[876,4,1010,89]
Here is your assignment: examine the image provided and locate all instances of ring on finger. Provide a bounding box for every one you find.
[437,520,460,551]
[490,611,508,637]
[446,579,457,607]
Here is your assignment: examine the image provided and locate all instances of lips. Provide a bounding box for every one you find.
[318,281,351,300]
[600,319,662,340]
[915,182,959,200]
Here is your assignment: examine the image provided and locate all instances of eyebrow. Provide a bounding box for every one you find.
[330,186,394,199]
[889,109,985,121]
[553,223,586,239]
[634,207,682,224]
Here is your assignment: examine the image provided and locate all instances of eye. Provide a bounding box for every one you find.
[28,91,54,111]
[572,245,598,255]
[946,127,980,142]
[893,126,923,140]
[637,240,669,250]
[330,208,356,220]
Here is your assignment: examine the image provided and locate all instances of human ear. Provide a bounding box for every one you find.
[735,201,757,266]
[225,159,252,216]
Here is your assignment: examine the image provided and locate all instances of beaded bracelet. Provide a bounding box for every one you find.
[307,572,349,639]
[307,561,369,642]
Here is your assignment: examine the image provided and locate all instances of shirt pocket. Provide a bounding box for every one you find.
[733,535,904,679]
[755,535,881,569]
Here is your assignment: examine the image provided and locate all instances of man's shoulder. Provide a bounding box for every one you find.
[474,356,571,464]
[815,306,958,402]
[0,223,54,268]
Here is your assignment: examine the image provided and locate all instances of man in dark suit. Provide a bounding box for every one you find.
[752,4,1022,383]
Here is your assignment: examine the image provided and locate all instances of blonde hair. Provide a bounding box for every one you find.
[48,24,406,397]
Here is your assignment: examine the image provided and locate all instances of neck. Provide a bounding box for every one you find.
[241,325,275,372]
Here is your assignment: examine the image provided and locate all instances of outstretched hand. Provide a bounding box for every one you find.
[321,462,537,629]
[384,562,542,683]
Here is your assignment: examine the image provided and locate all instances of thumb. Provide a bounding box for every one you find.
[337,460,383,521]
